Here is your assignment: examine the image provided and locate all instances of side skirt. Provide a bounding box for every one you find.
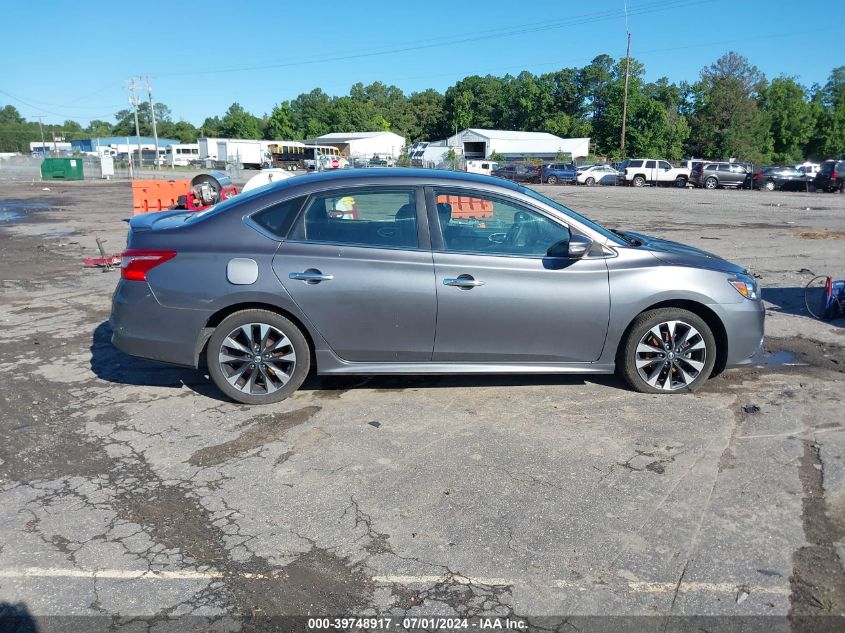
[315,351,616,376]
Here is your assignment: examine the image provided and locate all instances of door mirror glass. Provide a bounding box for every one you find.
[567,234,593,259]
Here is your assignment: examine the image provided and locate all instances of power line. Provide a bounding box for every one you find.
[157,0,705,77]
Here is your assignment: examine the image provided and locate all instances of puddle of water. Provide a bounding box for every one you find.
[752,350,807,367]
[0,200,53,224]
[0,210,23,222]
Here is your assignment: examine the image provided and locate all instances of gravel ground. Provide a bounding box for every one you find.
[0,178,844,631]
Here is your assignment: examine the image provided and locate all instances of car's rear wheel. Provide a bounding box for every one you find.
[207,309,310,405]
[632,175,646,187]
[763,180,775,191]
[546,175,558,185]
[619,308,716,394]
[704,177,718,189]
[585,176,595,186]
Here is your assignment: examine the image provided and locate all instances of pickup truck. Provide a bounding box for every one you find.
[622,159,689,188]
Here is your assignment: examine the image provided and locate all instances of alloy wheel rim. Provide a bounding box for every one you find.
[635,320,706,391]
[218,323,296,395]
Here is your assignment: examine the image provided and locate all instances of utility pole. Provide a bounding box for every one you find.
[51,130,58,154]
[34,116,46,155]
[619,31,632,159]
[141,75,160,171]
[128,79,143,173]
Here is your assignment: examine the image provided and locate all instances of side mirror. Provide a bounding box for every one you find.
[568,234,593,259]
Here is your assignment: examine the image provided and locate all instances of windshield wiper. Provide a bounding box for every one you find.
[611,229,641,246]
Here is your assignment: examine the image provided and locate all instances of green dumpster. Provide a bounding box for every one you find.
[40,157,84,180]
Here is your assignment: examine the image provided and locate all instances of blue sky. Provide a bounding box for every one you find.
[0,0,839,126]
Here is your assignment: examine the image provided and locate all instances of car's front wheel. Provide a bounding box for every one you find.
[632,175,646,187]
[704,177,718,189]
[207,309,311,404]
[619,308,716,393]
[585,176,595,186]
[546,175,558,185]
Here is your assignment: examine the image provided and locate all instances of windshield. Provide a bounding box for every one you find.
[519,186,627,245]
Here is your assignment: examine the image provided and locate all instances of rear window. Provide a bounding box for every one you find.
[250,195,307,238]
[628,160,643,168]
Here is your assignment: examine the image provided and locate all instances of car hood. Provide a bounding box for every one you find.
[621,231,747,274]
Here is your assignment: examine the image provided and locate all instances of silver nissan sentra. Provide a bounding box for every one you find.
[110,168,764,404]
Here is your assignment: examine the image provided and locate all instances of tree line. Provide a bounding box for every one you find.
[1,52,843,163]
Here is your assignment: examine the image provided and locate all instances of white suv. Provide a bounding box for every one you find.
[623,159,689,188]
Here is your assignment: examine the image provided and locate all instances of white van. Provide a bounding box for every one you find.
[466,159,498,176]
[166,144,200,167]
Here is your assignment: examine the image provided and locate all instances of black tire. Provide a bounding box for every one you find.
[704,177,718,190]
[632,175,646,187]
[675,176,688,188]
[763,180,775,191]
[618,308,716,394]
[207,309,311,405]
[546,175,558,185]
[585,176,595,186]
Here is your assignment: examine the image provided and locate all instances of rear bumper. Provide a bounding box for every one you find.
[713,298,766,367]
[110,280,210,367]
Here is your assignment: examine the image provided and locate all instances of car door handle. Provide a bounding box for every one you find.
[443,276,485,288]
[289,271,333,282]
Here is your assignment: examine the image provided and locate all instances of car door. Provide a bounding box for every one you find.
[427,186,610,363]
[657,160,673,183]
[275,186,436,362]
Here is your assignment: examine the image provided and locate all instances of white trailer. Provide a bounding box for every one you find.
[198,138,272,169]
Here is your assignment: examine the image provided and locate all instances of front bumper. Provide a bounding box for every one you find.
[713,298,766,367]
[110,280,210,367]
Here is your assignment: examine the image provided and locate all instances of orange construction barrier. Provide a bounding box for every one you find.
[435,194,494,219]
[132,179,191,215]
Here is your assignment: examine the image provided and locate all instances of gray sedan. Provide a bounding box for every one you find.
[111,168,764,404]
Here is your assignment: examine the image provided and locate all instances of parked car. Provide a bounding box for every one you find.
[690,162,750,189]
[813,159,845,193]
[111,168,764,404]
[491,163,541,183]
[576,164,618,186]
[751,166,815,191]
[795,162,820,179]
[541,162,577,185]
[622,159,689,187]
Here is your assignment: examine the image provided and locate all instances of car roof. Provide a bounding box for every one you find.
[262,167,523,191]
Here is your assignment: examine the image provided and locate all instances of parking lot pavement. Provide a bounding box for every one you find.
[1,180,844,628]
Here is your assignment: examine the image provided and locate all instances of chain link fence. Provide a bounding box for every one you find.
[0,155,245,183]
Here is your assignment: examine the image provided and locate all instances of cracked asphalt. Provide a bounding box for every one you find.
[0,178,844,631]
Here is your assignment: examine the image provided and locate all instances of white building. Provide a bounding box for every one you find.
[310,131,406,160]
[445,129,590,161]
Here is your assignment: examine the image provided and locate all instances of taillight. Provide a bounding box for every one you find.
[754,173,763,180]
[833,171,840,179]
[121,249,176,281]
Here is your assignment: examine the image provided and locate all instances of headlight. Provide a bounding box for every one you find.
[729,274,759,300]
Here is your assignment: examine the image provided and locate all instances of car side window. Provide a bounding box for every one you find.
[705,164,716,171]
[628,160,643,168]
[645,160,656,169]
[718,164,731,172]
[295,189,418,249]
[433,190,570,258]
[659,161,672,170]
[250,195,308,238]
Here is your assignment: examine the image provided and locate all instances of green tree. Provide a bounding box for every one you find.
[761,77,815,162]
[807,67,845,159]
[219,102,262,138]
[0,105,24,125]
[687,52,771,162]
[264,102,296,139]
[406,89,446,140]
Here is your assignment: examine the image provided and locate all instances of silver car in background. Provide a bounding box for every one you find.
[110,169,764,404]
